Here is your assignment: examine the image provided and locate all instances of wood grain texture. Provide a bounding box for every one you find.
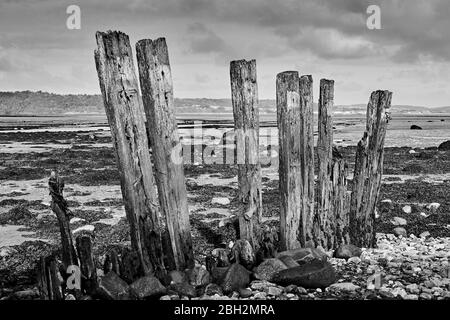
[277,71,302,251]
[230,59,263,252]
[136,38,194,271]
[350,90,392,247]
[76,235,97,295]
[94,31,165,277]
[316,79,335,249]
[298,75,315,246]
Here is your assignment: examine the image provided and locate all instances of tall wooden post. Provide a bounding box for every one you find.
[76,235,97,295]
[316,79,335,249]
[350,90,392,247]
[230,59,263,251]
[332,157,350,246]
[94,31,166,277]
[277,71,302,251]
[298,75,315,246]
[136,38,194,271]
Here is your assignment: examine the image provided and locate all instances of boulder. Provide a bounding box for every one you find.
[187,265,210,287]
[254,258,288,281]
[410,125,422,130]
[276,247,327,265]
[129,275,166,299]
[278,255,300,268]
[98,272,130,300]
[333,244,362,260]
[438,140,450,151]
[272,260,336,289]
[231,239,255,269]
[220,263,251,294]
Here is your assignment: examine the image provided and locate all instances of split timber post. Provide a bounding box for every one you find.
[277,71,302,251]
[76,235,97,295]
[350,90,392,247]
[136,38,194,271]
[94,31,166,278]
[48,171,78,268]
[298,75,315,247]
[230,59,263,252]
[316,79,335,249]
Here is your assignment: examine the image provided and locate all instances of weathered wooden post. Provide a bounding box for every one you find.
[277,71,302,251]
[76,235,97,295]
[48,171,78,268]
[230,59,263,251]
[316,79,335,249]
[331,156,350,246]
[298,75,315,247]
[350,90,392,247]
[94,31,166,278]
[136,38,194,271]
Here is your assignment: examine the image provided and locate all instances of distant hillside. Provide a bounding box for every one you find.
[1,91,449,115]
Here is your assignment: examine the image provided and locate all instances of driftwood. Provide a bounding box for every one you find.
[48,172,78,268]
[136,38,194,271]
[94,31,166,277]
[350,90,392,247]
[230,59,263,251]
[37,255,64,300]
[277,71,302,251]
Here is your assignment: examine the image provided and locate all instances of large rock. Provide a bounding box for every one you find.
[187,265,210,287]
[276,247,327,264]
[220,263,251,294]
[438,140,450,151]
[129,275,166,299]
[271,260,336,289]
[333,244,362,260]
[231,239,255,269]
[254,258,288,281]
[98,272,130,300]
[278,255,300,268]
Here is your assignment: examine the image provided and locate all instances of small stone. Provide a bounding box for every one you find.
[347,257,361,264]
[391,216,407,226]
[328,282,360,292]
[333,244,362,260]
[65,294,76,300]
[404,294,419,300]
[402,206,412,214]
[238,288,252,298]
[392,287,408,299]
[266,286,283,296]
[284,284,298,294]
[420,292,433,300]
[168,270,187,284]
[393,227,407,237]
[406,283,419,294]
[253,292,267,299]
[159,295,171,300]
[205,283,223,296]
[211,248,231,267]
[187,265,210,287]
[211,197,231,205]
[426,203,440,212]
[419,231,431,238]
[231,239,255,269]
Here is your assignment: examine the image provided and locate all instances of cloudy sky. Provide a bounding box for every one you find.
[0,0,450,106]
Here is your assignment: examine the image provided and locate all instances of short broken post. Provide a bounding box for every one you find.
[230,59,263,253]
[350,90,392,247]
[316,79,335,249]
[48,171,78,268]
[136,38,194,271]
[76,235,97,295]
[95,31,166,278]
[277,71,302,251]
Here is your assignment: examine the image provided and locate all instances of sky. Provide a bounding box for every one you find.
[0,0,450,106]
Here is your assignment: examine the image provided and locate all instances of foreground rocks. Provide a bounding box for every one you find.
[272,260,336,288]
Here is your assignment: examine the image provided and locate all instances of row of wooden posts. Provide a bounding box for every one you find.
[93,30,392,277]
